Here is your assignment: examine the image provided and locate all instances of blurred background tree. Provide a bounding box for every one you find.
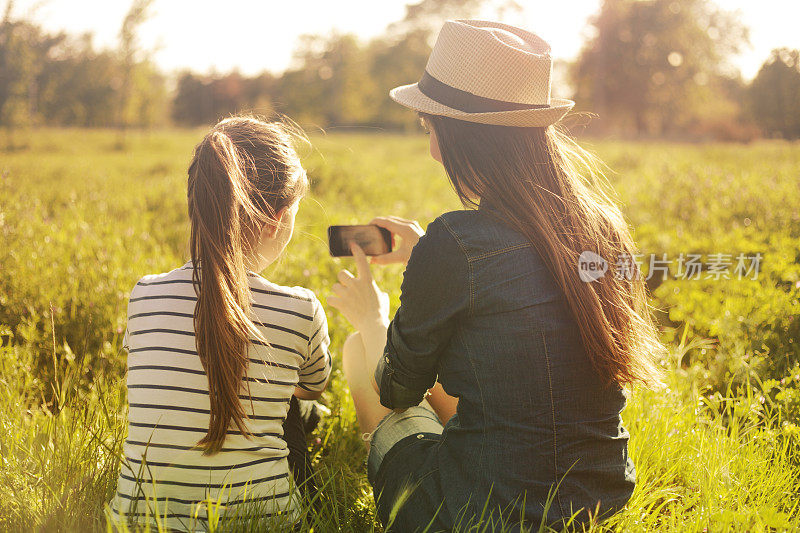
[748,48,800,139]
[36,35,119,127]
[117,0,167,136]
[0,0,797,139]
[276,33,379,127]
[367,29,431,129]
[387,0,520,38]
[0,0,168,142]
[571,0,750,137]
[0,1,64,145]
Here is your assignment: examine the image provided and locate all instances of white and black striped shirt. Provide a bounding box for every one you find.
[110,262,331,530]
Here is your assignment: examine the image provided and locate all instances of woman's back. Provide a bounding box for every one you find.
[111,262,331,530]
[380,209,634,527]
[335,20,661,532]
[439,210,634,522]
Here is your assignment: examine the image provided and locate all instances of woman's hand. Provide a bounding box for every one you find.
[369,216,425,265]
[328,243,390,332]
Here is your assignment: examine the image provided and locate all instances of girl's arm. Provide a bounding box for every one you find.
[359,320,390,395]
[294,386,324,400]
[296,295,333,401]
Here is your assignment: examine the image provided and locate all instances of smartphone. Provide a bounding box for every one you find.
[328,225,392,257]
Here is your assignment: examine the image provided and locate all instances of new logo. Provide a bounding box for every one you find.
[578,251,608,282]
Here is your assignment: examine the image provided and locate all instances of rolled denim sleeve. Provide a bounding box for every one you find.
[375,216,470,409]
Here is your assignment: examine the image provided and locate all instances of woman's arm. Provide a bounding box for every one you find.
[368,217,425,266]
[330,216,469,411]
[332,215,425,382]
[328,243,391,387]
[426,381,459,423]
[364,216,425,393]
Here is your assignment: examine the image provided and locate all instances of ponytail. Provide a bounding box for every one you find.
[187,117,307,454]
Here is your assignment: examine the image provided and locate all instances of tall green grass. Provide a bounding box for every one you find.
[0,129,798,531]
[2,331,797,531]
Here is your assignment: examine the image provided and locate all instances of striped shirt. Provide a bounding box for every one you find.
[110,262,331,531]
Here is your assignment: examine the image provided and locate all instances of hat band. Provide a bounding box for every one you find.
[418,71,548,113]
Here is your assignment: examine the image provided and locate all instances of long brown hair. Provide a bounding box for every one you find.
[422,114,664,387]
[187,116,307,454]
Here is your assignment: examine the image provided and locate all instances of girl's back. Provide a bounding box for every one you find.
[111,264,330,528]
[110,116,327,530]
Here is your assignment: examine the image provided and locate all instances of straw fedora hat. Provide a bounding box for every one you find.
[390,19,574,127]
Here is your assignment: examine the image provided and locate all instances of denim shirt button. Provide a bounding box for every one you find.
[417,434,424,439]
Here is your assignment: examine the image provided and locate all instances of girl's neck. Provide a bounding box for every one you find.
[244,251,272,274]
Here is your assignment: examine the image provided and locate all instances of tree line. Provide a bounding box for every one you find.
[0,0,165,130]
[2,0,799,139]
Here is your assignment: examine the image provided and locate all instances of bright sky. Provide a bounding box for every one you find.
[10,0,800,80]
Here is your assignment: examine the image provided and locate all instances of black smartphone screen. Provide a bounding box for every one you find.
[328,225,392,257]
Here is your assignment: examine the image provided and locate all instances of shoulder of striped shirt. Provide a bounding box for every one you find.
[247,273,318,307]
[129,263,323,322]
[129,265,188,295]
[246,273,323,342]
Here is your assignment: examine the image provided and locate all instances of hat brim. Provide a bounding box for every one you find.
[390,83,574,127]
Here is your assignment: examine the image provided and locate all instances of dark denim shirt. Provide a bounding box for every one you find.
[375,208,635,526]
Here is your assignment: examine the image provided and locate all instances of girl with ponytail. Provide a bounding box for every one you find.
[111,116,332,530]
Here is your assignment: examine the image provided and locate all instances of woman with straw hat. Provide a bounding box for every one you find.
[329,19,663,530]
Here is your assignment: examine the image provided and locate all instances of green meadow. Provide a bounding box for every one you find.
[0,129,798,532]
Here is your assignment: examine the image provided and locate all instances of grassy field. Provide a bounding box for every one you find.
[0,128,799,532]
